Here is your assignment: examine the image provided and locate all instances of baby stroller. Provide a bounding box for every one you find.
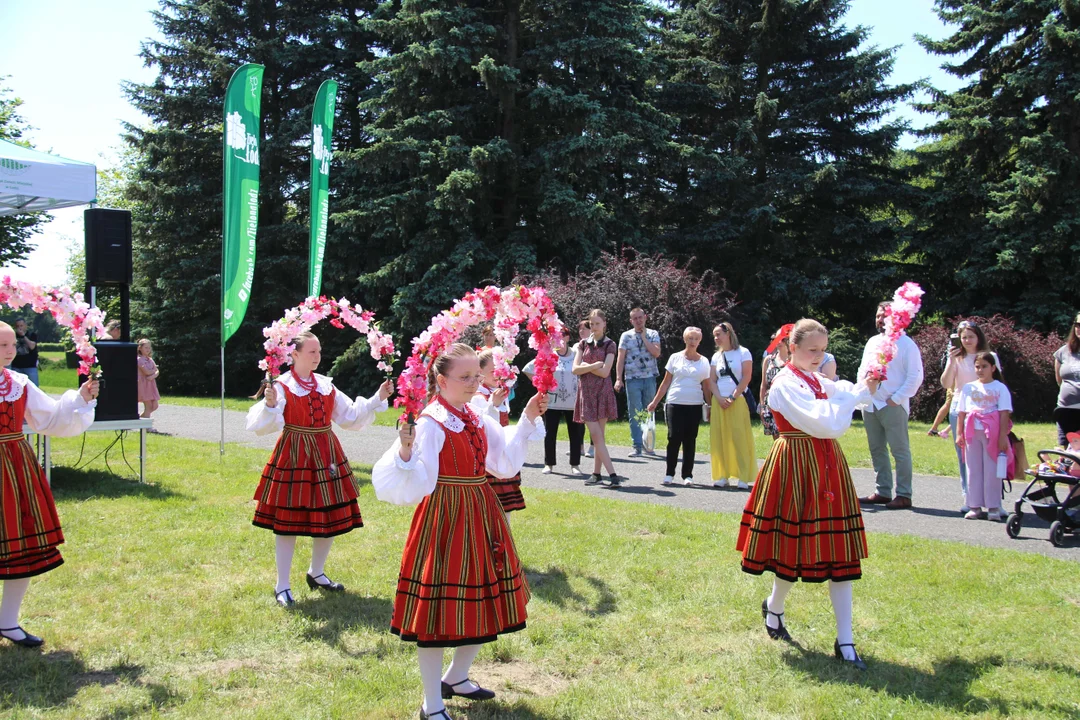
[1005,449,1080,547]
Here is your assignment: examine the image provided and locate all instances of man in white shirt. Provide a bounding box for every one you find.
[857,302,924,509]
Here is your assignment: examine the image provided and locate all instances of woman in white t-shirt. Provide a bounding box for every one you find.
[955,352,1013,521]
[939,320,1002,512]
[647,327,711,486]
[708,322,756,489]
[523,327,584,476]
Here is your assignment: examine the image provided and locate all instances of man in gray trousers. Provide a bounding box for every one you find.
[857,302,924,509]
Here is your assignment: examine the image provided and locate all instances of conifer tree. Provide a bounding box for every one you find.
[124,0,371,393]
[657,0,914,328]
[913,0,1080,328]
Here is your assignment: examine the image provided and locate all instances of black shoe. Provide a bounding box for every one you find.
[306,573,345,592]
[607,473,621,487]
[275,589,295,607]
[0,626,43,648]
[585,473,602,485]
[441,677,496,700]
[761,599,793,642]
[834,639,868,671]
[419,706,453,720]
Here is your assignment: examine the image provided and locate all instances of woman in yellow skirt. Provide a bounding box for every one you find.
[708,322,756,489]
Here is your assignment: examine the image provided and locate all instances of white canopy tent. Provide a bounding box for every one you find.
[0,139,97,216]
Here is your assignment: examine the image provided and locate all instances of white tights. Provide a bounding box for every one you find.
[0,578,31,640]
[274,536,336,593]
[765,577,856,659]
[417,644,484,715]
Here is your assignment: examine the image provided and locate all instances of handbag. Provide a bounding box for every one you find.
[717,351,757,416]
[1009,431,1028,480]
[643,412,656,453]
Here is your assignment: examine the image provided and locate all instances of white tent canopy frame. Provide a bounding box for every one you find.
[0,139,97,216]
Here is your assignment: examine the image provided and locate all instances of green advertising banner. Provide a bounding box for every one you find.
[308,79,338,298]
[221,63,264,344]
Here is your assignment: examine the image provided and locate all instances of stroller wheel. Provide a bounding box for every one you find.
[1050,521,1066,547]
[1006,513,1022,539]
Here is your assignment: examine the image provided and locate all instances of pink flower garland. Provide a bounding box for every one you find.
[396,285,564,419]
[866,282,925,381]
[259,295,398,378]
[0,277,107,376]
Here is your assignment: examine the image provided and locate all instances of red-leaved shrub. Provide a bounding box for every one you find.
[516,249,735,356]
[909,315,1062,422]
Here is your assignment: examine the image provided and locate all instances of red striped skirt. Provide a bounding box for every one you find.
[736,431,867,582]
[0,433,64,578]
[252,425,363,537]
[392,475,530,647]
[487,473,525,513]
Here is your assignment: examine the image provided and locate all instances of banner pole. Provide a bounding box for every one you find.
[220,347,225,456]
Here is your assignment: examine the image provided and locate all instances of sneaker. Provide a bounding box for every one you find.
[630,447,643,458]
[683,477,694,486]
[644,448,658,456]
[736,480,750,490]
[713,479,728,488]
[964,509,986,520]
[570,466,584,476]
[662,475,674,485]
[542,466,553,475]
[586,447,595,458]
[987,508,1003,521]
[960,504,970,514]
[585,473,602,485]
[604,474,621,487]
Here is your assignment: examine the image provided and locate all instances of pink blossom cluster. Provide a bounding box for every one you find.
[0,276,107,376]
[259,295,398,378]
[867,282,925,381]
[395,285,564,419]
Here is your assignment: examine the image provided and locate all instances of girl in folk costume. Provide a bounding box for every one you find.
[246,331,393,607]
[0,322,98,647]
[372,343,546,720]
[472,348,525,512]
[736,319,879,670]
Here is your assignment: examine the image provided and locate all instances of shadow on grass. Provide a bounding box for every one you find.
[49,467,189,502]
[783,646,1080,716]
[0,649,182,716]
[292,591,394,651]
[451,704,564,719]
[525,566,617,617]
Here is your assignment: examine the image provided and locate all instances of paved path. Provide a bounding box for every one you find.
[145,403,1079,563]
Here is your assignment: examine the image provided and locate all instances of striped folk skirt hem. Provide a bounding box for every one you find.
[252,500,363,537]
[736,434,867,582]
[487,473,526,513]
[392,480,529,645]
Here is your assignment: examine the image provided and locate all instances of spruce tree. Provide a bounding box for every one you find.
[336,0,677,346]
[913,0,1080,328]
[657,0,914,330]
[123,0,371,394]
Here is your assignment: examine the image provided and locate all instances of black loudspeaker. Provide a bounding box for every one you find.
[84,342,139,422]
[84,209,133,286]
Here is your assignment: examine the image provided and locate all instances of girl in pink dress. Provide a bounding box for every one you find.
[136,339,160,418]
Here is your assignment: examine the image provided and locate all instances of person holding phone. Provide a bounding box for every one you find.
[940,320,1001,513]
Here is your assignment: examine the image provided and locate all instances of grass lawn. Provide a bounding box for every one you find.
[1,432,1077,719]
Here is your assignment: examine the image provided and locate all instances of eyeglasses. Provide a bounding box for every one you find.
[957,321,978,330]
[447,374,481,385]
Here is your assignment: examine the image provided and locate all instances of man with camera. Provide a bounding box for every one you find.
[9,318,39,386]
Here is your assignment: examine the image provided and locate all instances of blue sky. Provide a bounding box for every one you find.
[0,0,961,286]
